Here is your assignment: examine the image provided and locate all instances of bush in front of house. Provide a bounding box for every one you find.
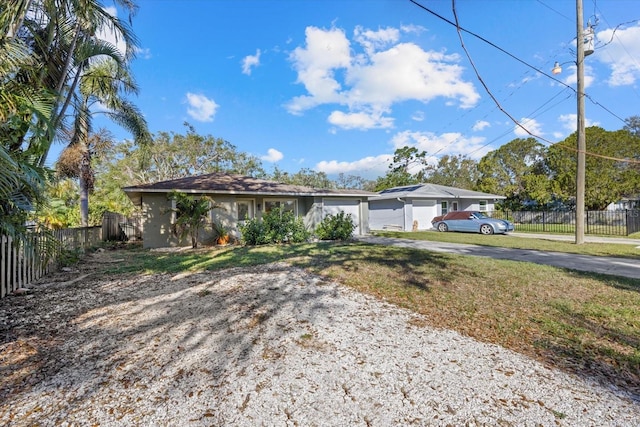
[239,207,310,245]
[315,211,356,241]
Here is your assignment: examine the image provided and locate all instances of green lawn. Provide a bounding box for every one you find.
[104,238,640,400]
[372,230,640,258]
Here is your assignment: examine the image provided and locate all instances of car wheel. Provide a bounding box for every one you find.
[480,224,494,235]
[437,223,448,232]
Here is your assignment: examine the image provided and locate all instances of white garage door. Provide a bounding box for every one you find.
[413,200,438,230]
[323,199,361,234]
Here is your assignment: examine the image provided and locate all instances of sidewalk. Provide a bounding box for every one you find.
[508,232,640,246]
[355,235,640,280]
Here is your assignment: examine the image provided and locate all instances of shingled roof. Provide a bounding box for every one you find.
[370,183,505,201]
[123,173,375,205]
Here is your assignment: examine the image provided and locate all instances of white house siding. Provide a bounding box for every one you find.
[369,199,405,231]
[412,200,438,230]
[322,198,362,234]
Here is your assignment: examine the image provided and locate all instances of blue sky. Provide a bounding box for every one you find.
[69,0,640,180]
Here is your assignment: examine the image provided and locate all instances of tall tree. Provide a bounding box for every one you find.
[424,154,479,189]
[373,146,427,191]
[623,115,640,137]
[8,0,142,165]
[546,127,640,210]
[1,0,144,233]
[56,57,149,226]
[334,173,374,191]
[110,125,265,184]
[476,137,547,209]
[271,167,334,189]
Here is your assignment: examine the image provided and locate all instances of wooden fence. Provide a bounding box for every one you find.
[1,226,102,299]
[102,211,142,241]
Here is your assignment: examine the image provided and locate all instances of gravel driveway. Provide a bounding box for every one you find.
[1,252,638,426]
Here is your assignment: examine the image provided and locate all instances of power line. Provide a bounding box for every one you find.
[536,0,574,23]
[409,0,639,165]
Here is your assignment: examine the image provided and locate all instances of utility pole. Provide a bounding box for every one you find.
[575,0,586,244]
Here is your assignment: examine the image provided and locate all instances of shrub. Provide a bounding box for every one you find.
[239,217,267,245]
[315,211,356,241]
[239,207,310,245]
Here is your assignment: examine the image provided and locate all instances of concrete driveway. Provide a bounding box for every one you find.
[356,234,640,280]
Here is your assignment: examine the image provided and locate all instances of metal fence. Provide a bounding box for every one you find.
[490,209,640,236]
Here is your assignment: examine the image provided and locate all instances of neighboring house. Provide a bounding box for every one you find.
[368,183,506,232]
[606,196,640,211]
[123,173,375,248]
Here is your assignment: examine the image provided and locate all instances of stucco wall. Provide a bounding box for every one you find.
[140,193,178,248]
[139,193,370,248]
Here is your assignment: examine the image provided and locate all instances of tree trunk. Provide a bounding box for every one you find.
[79,176,89,227]
[79,149,91,227]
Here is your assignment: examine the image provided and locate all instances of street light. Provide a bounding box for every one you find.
[554,1,593,244]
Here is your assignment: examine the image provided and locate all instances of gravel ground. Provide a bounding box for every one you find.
[1,255,639,426]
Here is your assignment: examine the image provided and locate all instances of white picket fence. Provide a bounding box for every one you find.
[0,227,102,299]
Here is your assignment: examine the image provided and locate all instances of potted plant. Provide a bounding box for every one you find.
[212,221,230,245]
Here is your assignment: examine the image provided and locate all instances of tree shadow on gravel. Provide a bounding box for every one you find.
[0,249,362,423]
[1,241,638,423]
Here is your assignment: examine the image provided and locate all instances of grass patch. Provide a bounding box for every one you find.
[374,230,640,259]
[103,239,640,398]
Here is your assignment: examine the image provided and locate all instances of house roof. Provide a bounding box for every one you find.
[369,183,506,201]
[123,173,375,205]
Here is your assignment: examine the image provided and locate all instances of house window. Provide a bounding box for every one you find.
[479,200,488,211]
[264,199,297,215]
[237,199,255,221]
[452,201,459,212]
[441,201,448,215]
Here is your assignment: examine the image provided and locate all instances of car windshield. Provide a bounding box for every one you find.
[473,212,489,219]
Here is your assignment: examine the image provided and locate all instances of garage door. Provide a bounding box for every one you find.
[323,199,361,234]
[413,200,437,230]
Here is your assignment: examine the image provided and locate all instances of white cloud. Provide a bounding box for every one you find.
[327,110,394,130]
[400,24,426,36]
[316,154,391,176]
[285,25,480,130]
[411,111,425,122]
[95,6,128,58]
[185,93,219,122]
[472,120,490,131]
[557,114,600,134]
[242,49,261,75]
[95,7,152,61]
[134,46,152,60]
[514,117,543,138]
[354,25,400,56]
[261,148,283,163]
[552,63,594,89]
[596,23,640,86]
[390,130,489,161]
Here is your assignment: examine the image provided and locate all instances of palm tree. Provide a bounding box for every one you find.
[1,0,144,233]
[168,192,219,249]
[4,0,142,165]
[57,57,149,226]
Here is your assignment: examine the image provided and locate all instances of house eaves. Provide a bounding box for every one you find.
[123,172,375,205]
[369,183,505,201]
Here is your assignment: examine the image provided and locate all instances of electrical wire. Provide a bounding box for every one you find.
[409,0,639,165]
[536,0,573,23]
